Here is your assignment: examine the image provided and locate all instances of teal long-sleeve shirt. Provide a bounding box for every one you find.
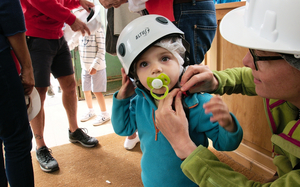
[111,87,243,187]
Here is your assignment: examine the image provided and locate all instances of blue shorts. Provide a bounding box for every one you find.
[26,36,74,87]
[81,69,107,92]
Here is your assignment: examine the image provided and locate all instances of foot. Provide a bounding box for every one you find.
[124,134,140,150]
[36,146,59,172]
[47,85,55,96]
[93,114,110,126]
[69,128,98,147]
[80,110,96,122]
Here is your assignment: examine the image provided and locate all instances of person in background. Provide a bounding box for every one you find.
[155,0,300,186]
[68,5,111,126]
[0,0,35,186]
[112,15,243,187]
[78,26,111,126]
[21,0,99,173]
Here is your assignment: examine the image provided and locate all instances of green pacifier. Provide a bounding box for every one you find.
[147,73,170,100]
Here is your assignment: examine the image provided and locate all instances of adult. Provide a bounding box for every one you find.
[0,0,35,186]
[21,0,99,173]
[155,0,300,186]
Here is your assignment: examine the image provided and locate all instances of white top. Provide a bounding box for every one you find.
[73,27,106,71]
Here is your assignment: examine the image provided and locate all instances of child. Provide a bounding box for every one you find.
[111,15,243,187]
[79,26,110,126]
[68,6,110,126]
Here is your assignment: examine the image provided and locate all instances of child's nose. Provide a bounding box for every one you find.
[152,64,163,75]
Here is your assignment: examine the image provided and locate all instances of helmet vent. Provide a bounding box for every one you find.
[118,43,126,57]
[156,17,168,25]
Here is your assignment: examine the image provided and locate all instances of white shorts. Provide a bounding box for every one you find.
[81,69,107,92]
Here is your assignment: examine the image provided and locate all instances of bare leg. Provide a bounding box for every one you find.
[127,132,137,140]
[30,87,47,149]
[83,91,93,109]
[93,92,106,112]
[57,74,78,133]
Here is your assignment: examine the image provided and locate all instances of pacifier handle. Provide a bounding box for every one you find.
[150,85,169,100]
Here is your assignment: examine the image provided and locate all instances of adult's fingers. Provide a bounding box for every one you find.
[82,24,90,36]
[80,0,94,12]
[174,91,185,116]
[158,88,180,110]
[180,64,214,92]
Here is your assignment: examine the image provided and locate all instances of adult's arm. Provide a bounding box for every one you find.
[26,0,93,35]
[7,33,35,95]
[180,64,256,96]
[155,89,197,159]
[181,145,300,187]
[213,67,257,96]
[2,0,34,95]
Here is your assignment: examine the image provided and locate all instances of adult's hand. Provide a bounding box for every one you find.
[98,0,127,9]
[155,89,197,160]
[180,64,219,94]
[79,0,94,12]
[70,18,91,36]
[20,66,35,95]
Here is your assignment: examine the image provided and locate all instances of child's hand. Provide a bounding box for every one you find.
[203,95,237,132]
[88,68,97,75]
[116,68,135,100]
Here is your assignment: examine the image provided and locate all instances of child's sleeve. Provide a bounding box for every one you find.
[91,28,106,70]
[209,113,243,151]
[111,91,138,136]
[192,93,243,151]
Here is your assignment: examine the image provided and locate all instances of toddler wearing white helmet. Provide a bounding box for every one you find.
[111,15,243,187]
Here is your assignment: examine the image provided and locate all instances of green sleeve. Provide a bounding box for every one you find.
[213,67,257,96]
[181,145,300,187]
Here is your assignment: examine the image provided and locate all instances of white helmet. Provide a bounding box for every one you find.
[25,88,41,121]
[73,3,102,35]
[64,0,102,49]
[220,0,300,57]
[116,15,184,77]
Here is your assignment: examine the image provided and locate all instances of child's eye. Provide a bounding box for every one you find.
[139,61,148,68]
[161,56,170,62]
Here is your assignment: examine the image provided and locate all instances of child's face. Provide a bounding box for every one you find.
[136,46,181,95]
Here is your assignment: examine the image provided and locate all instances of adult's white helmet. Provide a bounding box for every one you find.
[220,0,300,57]
[116,15,185,77]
